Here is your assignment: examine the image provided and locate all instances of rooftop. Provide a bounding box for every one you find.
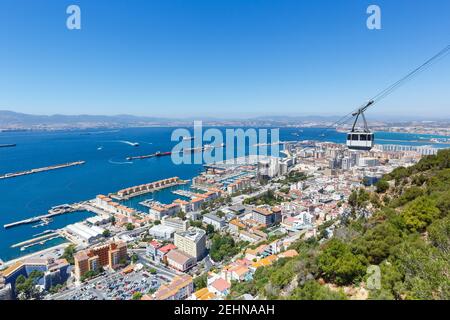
[252,207,273,216]
[158,244,177,253]
[176,228,206,242]
[210,278,231,292]
[166,249,195,265]
[152,274,193,300]
[203,213,224,223]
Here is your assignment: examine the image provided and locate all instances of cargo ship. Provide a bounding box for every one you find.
[126,151,172,161]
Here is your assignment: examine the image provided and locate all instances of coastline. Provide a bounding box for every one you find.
[1,127,448,262]
[0,242,70,268]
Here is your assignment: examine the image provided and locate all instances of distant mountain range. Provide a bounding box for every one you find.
[0,110,345,128]
[0,110,172,126]
[0,110,448,130]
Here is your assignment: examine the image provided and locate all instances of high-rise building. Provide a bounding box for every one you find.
[174,228,206,261]
[74,241,127,280]
[252,207,282,227]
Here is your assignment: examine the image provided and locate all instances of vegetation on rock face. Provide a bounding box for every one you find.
[401,196,440,232]
[375,179,390,193]
[228,149,450,300]
[348,188,370,212]
[289,280,347,300]
[316,239,367,286]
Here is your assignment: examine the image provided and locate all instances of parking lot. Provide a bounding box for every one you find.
[62,269,165,300]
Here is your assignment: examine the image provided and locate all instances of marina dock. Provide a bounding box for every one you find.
[0,160,85,180]
[11,232,61,249]
[171,189,197,199]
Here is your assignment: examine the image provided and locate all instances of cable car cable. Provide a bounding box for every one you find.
[319,44,450,136]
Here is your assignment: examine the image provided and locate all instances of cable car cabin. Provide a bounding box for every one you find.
[346,132,374,151]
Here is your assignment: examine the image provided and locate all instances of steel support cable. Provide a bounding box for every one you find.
[319,45,450,136]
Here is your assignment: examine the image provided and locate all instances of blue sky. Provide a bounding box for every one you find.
[0,0,449,118]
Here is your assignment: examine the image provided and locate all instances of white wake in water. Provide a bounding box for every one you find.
[108,158,133,165]
[118,140,139,146]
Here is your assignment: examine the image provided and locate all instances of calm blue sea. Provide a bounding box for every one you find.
[0,127,447,262]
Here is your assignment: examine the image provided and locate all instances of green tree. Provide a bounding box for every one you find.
[317,239,367,286]
[390,237,450,299]
[375,179,389,193]
[428,216,450,254]
[80,269,101,282]
[353,222,403,264]
[61,244,76,265]
[131,253,139,264]
[205,224,215,235]
[102,229,111,237]
[193,273,208,290]
[210,234,239,262]
[435,191,450,217]
[126,223,135,231]
[15,270,44,300]
[348,188,369,211]
[132,292,143,300]
[402,196,440,232]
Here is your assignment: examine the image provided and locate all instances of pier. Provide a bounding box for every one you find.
[171,189,198,199]
[3,203,83,229]
[11,232,61,248]
[0,160,85,180]
[139,199,161,209]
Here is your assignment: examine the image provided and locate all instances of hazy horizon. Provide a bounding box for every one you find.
[1,109,449,123]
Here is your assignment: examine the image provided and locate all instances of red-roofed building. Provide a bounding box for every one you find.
[154,243,177,263]
[208,278,231,297]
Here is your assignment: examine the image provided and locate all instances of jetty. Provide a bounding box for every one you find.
[0,161,85,180]
[171,189,197,199]
[11,232,61,248]
[3,203,82,229]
